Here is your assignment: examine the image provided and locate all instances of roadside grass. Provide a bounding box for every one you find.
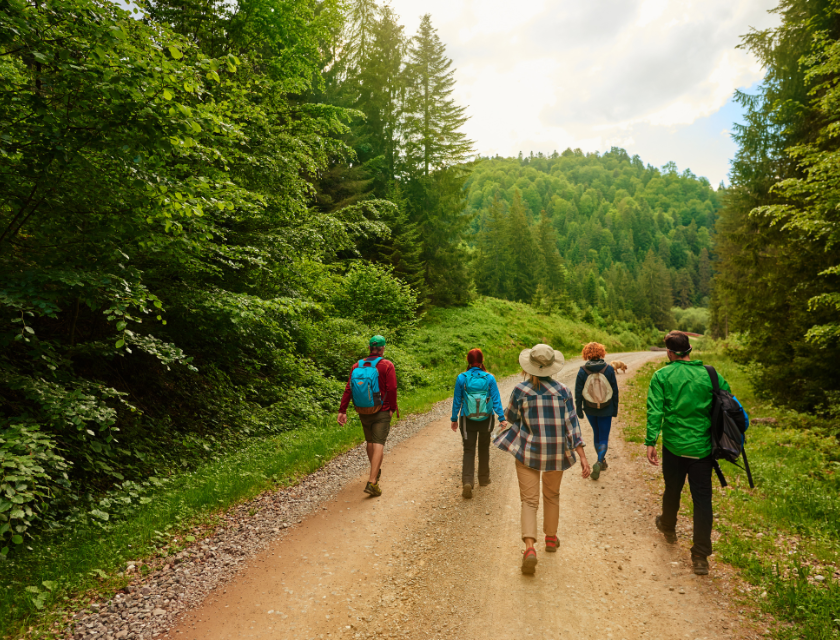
[0,296,639,639]
[623,354,840,639]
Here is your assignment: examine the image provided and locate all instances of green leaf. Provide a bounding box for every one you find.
[168,46,183,60]
[116,321,127,331]
[90,509,109,521]
[0,548,8,556]
[42,580,57,592]
[185,535,195,542]
[11,535,23,544]
[115,339,125,349]
[162,89,173,101]
[207,70,220,83]
[25,586,40,594]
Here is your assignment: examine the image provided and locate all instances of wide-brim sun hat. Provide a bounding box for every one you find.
[519,343,565,377]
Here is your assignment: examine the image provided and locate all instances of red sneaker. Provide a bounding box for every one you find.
[545,535,559,552]
[521,547,538,574]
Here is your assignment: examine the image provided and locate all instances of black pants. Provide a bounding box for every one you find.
[661,446,714,558]
[462,419,491,485]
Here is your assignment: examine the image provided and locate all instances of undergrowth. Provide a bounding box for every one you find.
[623,353,840,639]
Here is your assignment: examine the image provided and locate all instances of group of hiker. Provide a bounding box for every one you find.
[337,331,748,577]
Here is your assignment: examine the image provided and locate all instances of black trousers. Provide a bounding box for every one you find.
[661,446,714,558]
[462,419,491,485]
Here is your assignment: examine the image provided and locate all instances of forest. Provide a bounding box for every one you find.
[0,0,838,586]
[466,151,718,337]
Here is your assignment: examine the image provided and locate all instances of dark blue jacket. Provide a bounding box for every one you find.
[575,359,619,418]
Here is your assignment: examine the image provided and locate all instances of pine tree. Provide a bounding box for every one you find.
[506,190,538,302]
[378,183,426,298]
[474,194,512,298]
[403,14,473,177]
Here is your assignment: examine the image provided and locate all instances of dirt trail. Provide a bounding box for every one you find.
[163,352,756,640]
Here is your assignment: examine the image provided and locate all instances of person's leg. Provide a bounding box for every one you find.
[462,428,477,492]
[515,460,540,547]
[597,416,612,463]
[477,427,491,485]
[686,457,714,558]
[541,470,564,537]
[660,446,687,531]
[368,443,384,483]
[587,415,606,463]
[366,412,390,483]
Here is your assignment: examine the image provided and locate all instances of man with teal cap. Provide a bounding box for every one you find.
[338,335,399,496]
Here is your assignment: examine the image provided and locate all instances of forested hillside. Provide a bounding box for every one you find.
[712,0,840,413]
[467,151,719,334]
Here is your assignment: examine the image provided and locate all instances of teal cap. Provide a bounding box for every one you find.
[369,335,387,348]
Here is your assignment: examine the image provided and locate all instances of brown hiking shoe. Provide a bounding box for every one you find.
[655,516,677,544]
[692,553,709,575]
[364,481,382,497]
[462,483,473,499]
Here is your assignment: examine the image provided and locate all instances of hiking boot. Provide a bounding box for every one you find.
[590,462,601,481]
[692,553,709,575]
[655,515,677,544]
[479,479,491,487]
[600,458,608,470]
[364,481,382,497]
[462,483,473,499]
[521,547,538,574]
[545,535,559,553]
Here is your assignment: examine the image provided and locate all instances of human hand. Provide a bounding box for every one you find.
[451,421,458,432]
[646,445,659,466]
[498,420,508,429]
[580,457,591,479]
[337,412,348,426]
[389,410,394,418]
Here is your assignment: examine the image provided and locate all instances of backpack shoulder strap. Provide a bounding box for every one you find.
[704,365,719,393]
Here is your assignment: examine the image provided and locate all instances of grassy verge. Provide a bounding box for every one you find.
[1,297,636,639]
[623,354,840,639]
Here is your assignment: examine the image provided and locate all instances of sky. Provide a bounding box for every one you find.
[387,0,780,186]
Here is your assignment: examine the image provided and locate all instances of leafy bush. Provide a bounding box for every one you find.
[671,306,709,334]
[331,263,420,336]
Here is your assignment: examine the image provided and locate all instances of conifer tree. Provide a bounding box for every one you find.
[378,183,427,298]
[403,14,473,176]
[506,191,538,302]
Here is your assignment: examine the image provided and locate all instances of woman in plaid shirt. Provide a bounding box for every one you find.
[494,343,591,574]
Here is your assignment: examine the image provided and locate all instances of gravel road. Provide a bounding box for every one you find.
[65,351,764,640]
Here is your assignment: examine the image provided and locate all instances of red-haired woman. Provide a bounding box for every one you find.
[450,348,507,498]
[575,342,619,480]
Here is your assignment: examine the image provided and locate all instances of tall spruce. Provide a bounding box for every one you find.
[403,14,473,176]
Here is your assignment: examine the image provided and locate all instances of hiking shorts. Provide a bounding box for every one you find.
[359,411,391,445]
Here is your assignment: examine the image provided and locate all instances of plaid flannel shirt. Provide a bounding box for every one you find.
[494,378,585,471]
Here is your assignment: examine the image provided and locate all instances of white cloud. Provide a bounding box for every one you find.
[388,0,779,183]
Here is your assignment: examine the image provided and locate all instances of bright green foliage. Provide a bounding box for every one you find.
[712,0,840,411]
[465,149,719,331]
[0,0,396,548]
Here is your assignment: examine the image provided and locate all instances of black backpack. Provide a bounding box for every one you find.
[705,366,754,489]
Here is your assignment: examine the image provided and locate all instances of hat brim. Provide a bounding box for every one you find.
[519,348,565,377]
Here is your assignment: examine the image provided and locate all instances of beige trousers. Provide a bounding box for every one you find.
[515,460,564,542]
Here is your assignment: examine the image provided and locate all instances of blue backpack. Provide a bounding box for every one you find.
[463,369,491,421]
[351,357,383,414]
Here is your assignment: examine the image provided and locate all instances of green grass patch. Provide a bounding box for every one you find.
[0,296,639,639]
[623,353,840,639]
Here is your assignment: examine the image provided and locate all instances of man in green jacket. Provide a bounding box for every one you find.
[645,331,731,576]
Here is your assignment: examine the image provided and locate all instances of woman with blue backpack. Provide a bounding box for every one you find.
[450,348,507,499]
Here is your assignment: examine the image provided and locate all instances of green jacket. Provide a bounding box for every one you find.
[645,359,731,458]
